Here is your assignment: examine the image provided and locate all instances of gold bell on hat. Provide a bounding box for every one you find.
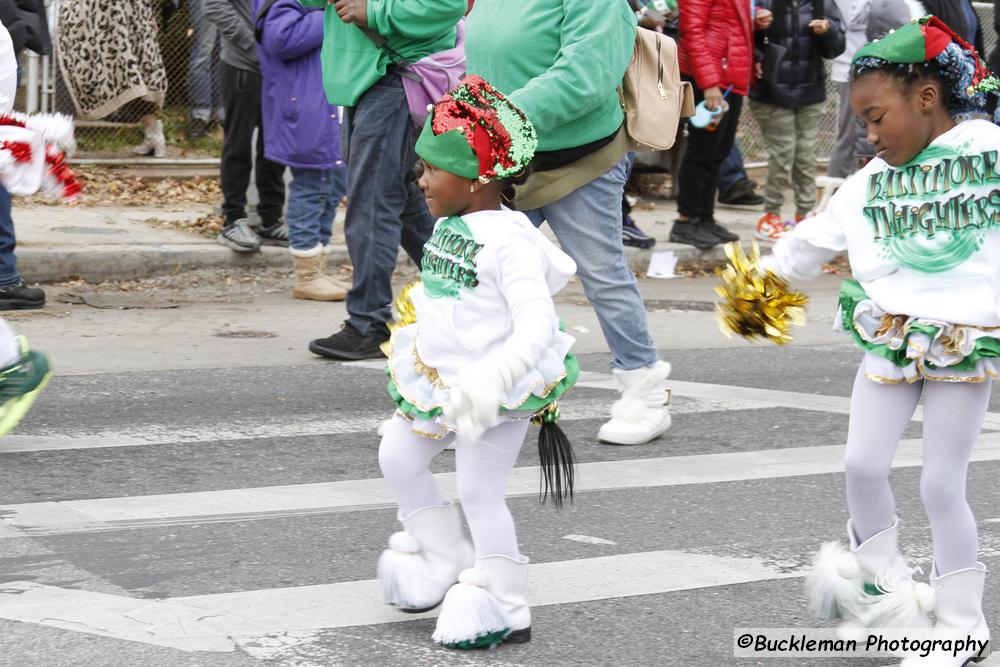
[968,86,976,96]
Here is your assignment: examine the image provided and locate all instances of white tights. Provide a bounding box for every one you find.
[0,318,18,367]
[844,364,992,573]
[378,414,529,559]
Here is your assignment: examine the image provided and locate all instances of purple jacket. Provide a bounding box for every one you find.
[253,0,344,170]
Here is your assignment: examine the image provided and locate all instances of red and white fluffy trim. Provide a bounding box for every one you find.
[0,113,79,201]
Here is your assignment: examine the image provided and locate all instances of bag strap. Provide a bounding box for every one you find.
[357,25,423,83]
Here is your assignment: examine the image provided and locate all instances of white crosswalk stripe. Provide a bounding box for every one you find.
[6,364,1000,664]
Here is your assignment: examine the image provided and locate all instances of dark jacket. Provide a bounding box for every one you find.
[205,0,259,72]
[0,0,50,55]
[991,0,1000,75]
[922,0,984,57]
[750,0,846,107]
[254,0,344,169]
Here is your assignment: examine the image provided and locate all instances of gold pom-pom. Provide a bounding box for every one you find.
[389,281,420,331]
[381,281,421,357]
[714,241,808,345]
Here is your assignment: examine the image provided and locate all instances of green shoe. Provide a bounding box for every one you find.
[0,336,51,436]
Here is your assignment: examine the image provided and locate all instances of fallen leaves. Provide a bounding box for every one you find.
[20,166,222,207]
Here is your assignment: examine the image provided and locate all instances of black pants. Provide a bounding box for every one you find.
[220,62,285,227]
[676,77,743,223]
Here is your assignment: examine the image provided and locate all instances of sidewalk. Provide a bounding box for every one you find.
[10,196,770,283]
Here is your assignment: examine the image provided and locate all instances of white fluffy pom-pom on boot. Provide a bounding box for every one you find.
[597,360,672,445]
[377,502,474,613]
[807,519,933,632]
[900,563,990,666]
[433,555,531,649]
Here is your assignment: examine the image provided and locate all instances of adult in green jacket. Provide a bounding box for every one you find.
[467,0,672,447]
[302,0,466,361]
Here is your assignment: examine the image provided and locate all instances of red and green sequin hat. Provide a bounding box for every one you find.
[853,15,1000,95]
[415,75,537,183]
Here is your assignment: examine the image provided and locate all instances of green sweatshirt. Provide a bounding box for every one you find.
[299,0,466,107]
[466,0,637,152]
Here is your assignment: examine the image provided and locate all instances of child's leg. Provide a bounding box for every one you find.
[749,100,795,216]
[378,414,453,515]
[454,419,530,558]
[286,167,324,253]
[919,379,992,574]
[791,102,824,216]
[845,364,923,542]
[0,317,20,367]
[321,165,348,248]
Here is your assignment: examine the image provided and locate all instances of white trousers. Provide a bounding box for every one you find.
[844,364,992,573]
[378,414,529,558]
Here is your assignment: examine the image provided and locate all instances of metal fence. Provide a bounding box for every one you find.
[14,1,1000,161]
[24,0,222,159]
[736,1,998,165]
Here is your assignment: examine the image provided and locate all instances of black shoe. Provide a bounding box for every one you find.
[258,221,289,247]
[188,118,210,140]
[309,322,389,361]
[718,179,765,207]
[719,190,764,206]
[668,220,720,250]
[622,215,656,249]
[707,221,739,243]
[0,281,45,310]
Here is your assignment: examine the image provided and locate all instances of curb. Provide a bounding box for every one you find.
[16,244,350,283]
[16,239,746,284]
[624,241,751,274]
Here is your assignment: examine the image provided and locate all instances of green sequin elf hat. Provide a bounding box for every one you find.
[853,15,1000,96]
[415,75,537,184]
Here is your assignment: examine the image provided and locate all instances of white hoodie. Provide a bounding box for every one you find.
[765,119,1000,327]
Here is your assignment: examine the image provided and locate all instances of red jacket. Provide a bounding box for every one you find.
[677,0,754,96]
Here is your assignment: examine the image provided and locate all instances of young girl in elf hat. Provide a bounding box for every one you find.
[375,74,578,650]
[718,16,998,666]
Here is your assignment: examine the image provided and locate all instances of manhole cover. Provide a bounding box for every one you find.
[643,299,714,312]
[212,330,276,339]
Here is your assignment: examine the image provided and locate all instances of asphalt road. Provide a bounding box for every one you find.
[0,273,998,667]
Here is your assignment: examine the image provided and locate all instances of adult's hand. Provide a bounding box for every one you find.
[703,86,724,111]
[755,7,773,30]
[639,14,664,29]
[809,18,830,35]
[332,0,368,27]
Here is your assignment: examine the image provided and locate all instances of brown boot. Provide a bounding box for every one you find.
[291,247,347,301]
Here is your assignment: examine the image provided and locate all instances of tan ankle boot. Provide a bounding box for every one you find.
[291,246,346,301]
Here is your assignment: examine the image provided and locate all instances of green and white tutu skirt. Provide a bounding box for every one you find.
[837,279,1000,384]
[385,323,579,439]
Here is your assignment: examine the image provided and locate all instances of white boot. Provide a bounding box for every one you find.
[377,502,474,612]
[291,245,347,302]
[132,119,166,158]
[597,360,672,445]
[807,518,933,630]
[900,564,990,666]
[433,554,531,649]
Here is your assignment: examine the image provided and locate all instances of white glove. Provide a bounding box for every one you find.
[445,363,505,444]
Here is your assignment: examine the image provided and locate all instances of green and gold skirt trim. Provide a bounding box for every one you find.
[837,279,1000,384]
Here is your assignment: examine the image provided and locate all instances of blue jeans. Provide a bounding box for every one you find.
[524,158,659,370]
[717,138,749,198]
[342,73,434,336]
[187,0,222,121]
[0,185,20,287]
[287,166,347,251]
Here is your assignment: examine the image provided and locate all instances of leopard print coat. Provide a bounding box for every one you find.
[56,0,167,120]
